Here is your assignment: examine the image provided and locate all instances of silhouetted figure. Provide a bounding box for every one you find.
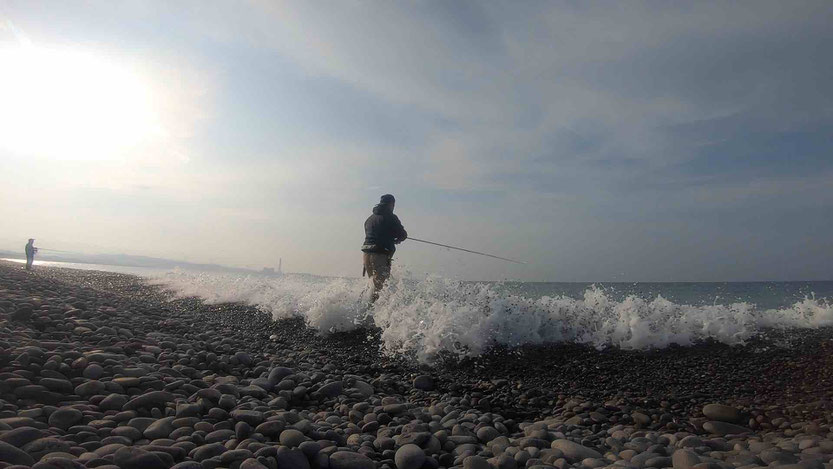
[25,239,38,270]
[361,194,407,303]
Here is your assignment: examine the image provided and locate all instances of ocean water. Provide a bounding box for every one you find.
[499,281,833,311]
[1,258,170,276]
[148,267,833,362]
[8,258,832,361]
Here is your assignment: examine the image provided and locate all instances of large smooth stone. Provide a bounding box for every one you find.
[702,421,752,436]
[250,377,273,391]
[464,455,492,469]
[383,404,406,414]
[476,426,500,443]
[267,367,294,386]
[22,437,72,460]
[234,351,252,366]
[395,444,426,469]
[40,451,77,462]
[204,429,235,444]
[672,449,701,469]
[239,458,269,469]
[702,404,741,423]
[255,420,285,437]
[171,462,204,469]
[48,407,83,430]
[318,381,344,398]
[551,439,602,462]
[0,440,35,466]
[399,432,430,447]
[0,427,44,447]
[230,410,264,426]
[93,443,127,457]
[99,393,129,411]
[123,391,174,411]
[75,380,106,396]
[329,451,375,469]
[351,381,374,397]
[113,446,168,469]
[127,417,156,433]
[192,442,227,461]
[39,378,74,394]
[413,375,434,391]
[276,447,310,469]
[82,364,104,380]
[279,429,306,447]
[220,449,254,464]
[144,417,176,439]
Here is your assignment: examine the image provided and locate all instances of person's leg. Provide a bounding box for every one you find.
[365,253,393,303]
[26,256,33,270]
[363,253,379,302]
[369,253,392,302]
[376,254,391,290]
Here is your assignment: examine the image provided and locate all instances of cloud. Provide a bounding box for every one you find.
[201,1,826,233]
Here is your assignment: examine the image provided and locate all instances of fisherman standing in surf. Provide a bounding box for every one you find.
[362,194,407,303]
[25,238,38,271]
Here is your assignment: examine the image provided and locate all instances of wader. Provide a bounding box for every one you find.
[363,252,392,303]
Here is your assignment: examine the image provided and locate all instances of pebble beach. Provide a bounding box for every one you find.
[1,260,832,469]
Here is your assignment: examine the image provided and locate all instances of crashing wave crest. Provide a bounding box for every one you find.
[150,269,833,361]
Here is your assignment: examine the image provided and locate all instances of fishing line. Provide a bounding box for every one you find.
[409,237,526,264]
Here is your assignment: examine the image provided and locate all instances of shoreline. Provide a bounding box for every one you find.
[1,261,832,469]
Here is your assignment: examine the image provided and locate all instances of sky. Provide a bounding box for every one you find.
[1,1,831,282]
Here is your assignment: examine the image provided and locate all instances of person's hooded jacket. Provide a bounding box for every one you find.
[362,203,407,254]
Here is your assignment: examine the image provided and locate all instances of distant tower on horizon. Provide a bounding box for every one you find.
[261,258,283,276]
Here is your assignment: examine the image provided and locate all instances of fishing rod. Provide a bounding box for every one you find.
[36,248,75,253]
[409,237,526,264]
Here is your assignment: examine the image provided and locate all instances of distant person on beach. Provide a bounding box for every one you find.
[25,238,38,270]
[362,194,407,303]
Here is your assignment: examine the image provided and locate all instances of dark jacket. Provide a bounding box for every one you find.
[362,204,407,254]
[25,243,35,258]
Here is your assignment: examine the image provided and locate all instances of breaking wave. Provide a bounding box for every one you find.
[149,269,833,362]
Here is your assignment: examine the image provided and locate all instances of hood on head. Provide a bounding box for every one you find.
[372,203,393,215]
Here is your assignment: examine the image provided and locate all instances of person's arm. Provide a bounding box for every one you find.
[392,215,407,243]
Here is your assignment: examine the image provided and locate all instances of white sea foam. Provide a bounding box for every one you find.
[149,269,833,362]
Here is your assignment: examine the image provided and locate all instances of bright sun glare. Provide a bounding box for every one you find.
[0,45,163,161]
